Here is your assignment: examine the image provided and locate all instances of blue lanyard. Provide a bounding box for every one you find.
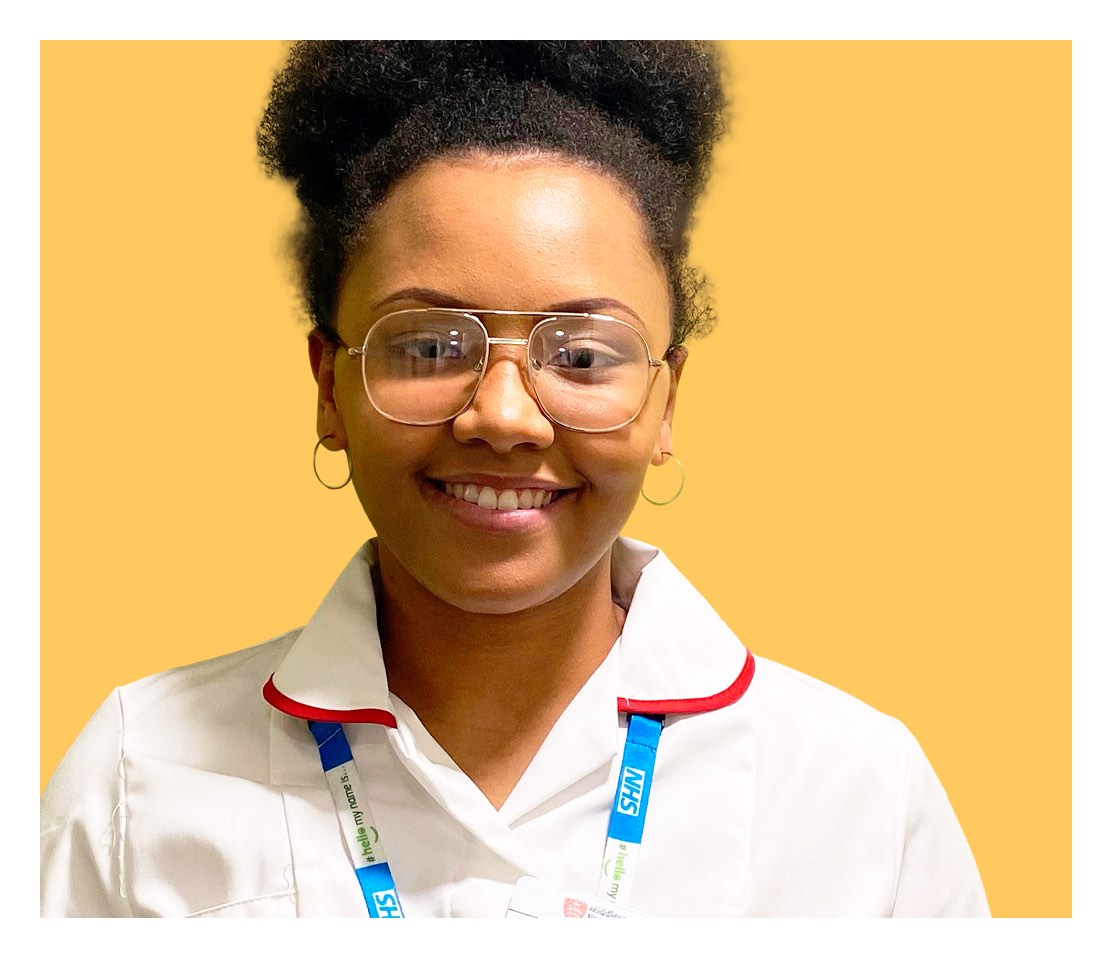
[310,713,664,917]
[309,720,403,918]
[597,713,663,903]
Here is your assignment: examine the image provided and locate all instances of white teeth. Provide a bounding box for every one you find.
[477,486,499,510]
[442,482,559,511]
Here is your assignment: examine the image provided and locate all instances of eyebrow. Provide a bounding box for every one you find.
[372,287,648,329]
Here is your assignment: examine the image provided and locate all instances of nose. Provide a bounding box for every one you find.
[451,352,556,452]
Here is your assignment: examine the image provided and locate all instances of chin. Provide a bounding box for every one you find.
[376,512,625,618]
[423,565,573,616]
[441,593,545,616]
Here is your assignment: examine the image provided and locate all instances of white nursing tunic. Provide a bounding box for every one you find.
[41,538,989,917]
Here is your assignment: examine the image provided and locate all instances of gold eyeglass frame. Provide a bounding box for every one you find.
[338,307,667,434]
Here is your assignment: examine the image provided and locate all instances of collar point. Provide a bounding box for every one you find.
[263,674,399,728]
[617,650,755,716]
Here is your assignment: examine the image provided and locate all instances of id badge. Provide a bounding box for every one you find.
[505,877,649,919]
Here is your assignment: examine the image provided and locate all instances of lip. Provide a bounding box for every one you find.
[420,476,576,534]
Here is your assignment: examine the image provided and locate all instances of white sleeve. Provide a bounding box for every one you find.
[891,730,990,917]
[41,690,133,917]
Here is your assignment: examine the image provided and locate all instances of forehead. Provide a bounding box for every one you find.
[337,155,671,346]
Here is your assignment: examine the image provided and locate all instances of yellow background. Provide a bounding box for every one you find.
[40,41,1070,917]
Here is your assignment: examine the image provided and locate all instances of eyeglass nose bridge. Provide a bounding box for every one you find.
[481,335,543,372]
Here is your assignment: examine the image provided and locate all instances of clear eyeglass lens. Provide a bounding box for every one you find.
[361,309,651,429]
[529,317,650,430]
[363,309,487,424]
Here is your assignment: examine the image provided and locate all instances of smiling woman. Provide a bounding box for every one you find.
[40,41,997,918]
[324,158,677,624]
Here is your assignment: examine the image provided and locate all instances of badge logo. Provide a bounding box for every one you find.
[563,897,588,918]
[616,765,645,816]
[372,890,402,918]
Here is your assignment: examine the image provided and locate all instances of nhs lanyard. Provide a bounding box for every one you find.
[309,721,403,918]
[596,713,663,904]
[309,712,664,918]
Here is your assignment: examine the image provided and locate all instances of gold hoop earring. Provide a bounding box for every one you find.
[313,436,352,490]
[641,452,684,506]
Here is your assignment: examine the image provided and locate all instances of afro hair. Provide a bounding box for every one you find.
[258,41,728,347]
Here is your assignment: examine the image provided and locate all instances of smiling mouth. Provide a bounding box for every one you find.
[429,480,566,511]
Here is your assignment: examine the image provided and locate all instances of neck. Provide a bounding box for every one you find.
[375,543,624,809]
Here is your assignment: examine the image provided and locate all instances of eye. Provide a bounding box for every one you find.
[530,318,646,382]
[543,342,623,370]
[542,333,631,371]
[388,332,467,361]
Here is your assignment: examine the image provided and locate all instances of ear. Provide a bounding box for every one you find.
[309,330,348,451]
[652,345,687,466]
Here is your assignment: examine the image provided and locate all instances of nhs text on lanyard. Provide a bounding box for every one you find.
[310,713,664,918]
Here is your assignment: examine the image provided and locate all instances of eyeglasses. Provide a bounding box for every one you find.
[338,308,666,433]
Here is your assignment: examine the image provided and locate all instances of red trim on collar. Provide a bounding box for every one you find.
[263,675,398,727]
[264,649,754,726]
[617,649,755,716]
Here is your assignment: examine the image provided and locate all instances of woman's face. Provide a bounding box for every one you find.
[313,154,681,614]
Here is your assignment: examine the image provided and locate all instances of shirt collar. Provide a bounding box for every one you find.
[263,537,753,725]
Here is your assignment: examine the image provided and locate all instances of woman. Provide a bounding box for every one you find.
[40,40,989,918]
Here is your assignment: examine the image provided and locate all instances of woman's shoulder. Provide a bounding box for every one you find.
[116,629,301,716]
[41,630,306,916]
[48,630,304,796]
[750,654,904,724]
[740,652,921,777]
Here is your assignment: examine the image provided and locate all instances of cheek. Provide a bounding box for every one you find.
[575,430,656,504]
[336,366,417,472]
[344,416,435,515]
[576,372,670,489]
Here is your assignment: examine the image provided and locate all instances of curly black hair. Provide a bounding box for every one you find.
[258,41,728,348]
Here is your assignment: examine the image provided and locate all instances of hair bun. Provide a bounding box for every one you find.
[259,41,726,213]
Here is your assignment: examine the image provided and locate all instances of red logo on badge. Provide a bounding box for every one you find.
[563,897,588,918]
